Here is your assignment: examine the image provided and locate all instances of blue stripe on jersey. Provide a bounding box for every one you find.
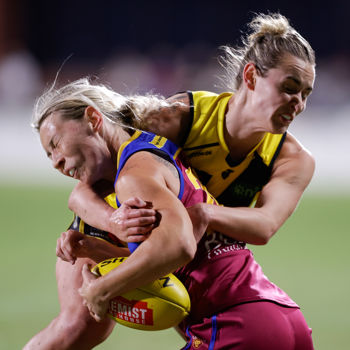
[183,326,192,350]
[209,315,217,350]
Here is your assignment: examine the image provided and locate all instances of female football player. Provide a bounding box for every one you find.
[24,12,315,350]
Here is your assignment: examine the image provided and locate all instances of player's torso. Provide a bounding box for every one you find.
[183,91,286,207]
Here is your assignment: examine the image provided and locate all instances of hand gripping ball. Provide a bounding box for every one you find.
[92,257,191,330]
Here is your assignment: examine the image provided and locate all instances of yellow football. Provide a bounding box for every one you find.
[92,257,191,331]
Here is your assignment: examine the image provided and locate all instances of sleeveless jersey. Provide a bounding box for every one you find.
[113,131,298,323]
[183,91,286,207]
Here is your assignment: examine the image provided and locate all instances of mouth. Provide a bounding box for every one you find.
[68,168,77,179]
[279,114,294,124]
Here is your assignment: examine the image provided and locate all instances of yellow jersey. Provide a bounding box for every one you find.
[183,91,286,207]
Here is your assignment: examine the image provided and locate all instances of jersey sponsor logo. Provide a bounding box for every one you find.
[231,183,261,198]
[204,232,246,259]
[99,257,127,267]
[187,150,212,159]
[109,296,153,325]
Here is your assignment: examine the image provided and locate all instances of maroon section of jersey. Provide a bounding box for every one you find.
[174,155,298,322]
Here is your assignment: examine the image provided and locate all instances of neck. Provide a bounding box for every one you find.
[101,124,133,181]
[224,91,266,161]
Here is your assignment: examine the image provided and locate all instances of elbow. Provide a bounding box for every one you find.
[254,235,271,246]
[177,233,197,265]
[253,218,279,245]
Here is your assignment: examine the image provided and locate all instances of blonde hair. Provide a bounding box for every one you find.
[32,78,173,132]
[219,12,315,91]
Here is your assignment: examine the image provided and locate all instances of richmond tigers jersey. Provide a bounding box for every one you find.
[183,91,286,208]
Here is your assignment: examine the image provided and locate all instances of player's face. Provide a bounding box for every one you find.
[39,112,114,184]
[252,53,315,134]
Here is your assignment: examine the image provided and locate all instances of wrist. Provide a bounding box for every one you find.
[90,276,112,304]
[203,203,214,230]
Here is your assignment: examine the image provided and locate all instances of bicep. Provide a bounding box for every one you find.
[144,93,191,146]
[115,153,195,250]
[256,151,315,228]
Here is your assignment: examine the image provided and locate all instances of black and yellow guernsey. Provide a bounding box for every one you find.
[183,91,286,208]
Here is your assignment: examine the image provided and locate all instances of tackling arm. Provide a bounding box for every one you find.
[195,136,315,245]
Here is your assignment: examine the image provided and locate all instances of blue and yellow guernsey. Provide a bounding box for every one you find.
[183,91,286,208]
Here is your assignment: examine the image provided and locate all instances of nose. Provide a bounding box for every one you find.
[290,92,306,115]
[52,150,65,172]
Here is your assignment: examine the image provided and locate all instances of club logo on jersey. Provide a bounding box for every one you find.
[192,336,203,348]
[150,135,167,149]
[109,296,154,325]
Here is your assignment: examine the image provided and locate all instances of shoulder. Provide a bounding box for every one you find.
[117,151,180,195]
[280,132,315,163]
[273,132,315,184]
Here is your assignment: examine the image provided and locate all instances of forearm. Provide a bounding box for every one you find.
[80,236,130,263]
[205,204,279,245]
[92,207,196,301]
[68,183,115,232]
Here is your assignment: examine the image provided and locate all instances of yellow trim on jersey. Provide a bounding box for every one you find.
[184,91,285,205]
[116,130,142,169]
[104,192,118,209]
[150,135,167,149]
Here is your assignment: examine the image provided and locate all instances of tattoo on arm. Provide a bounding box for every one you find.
[150,153,180,181]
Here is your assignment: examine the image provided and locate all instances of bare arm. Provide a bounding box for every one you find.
[69,182,158,240]
[56,229,130,264]
[68,92,191,237]
[192,135,315,245]
[68,182,115,232]
[79,152,197,320]
[143,92,192,146]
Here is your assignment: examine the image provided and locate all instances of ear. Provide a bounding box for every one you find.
[242,62,257,90]
[84,106,103,132]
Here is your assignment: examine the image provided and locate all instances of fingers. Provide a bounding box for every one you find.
[88,307,104,322]
[79,265,106,323]
[56,230,84,264]
[122,215,157,228]
[123,196,153,208]
[81,263,94,281]
[110,208,156,222]
[109,201,158,242]
[56,232,76,264]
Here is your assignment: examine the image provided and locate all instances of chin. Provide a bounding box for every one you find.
[270,122,289,134]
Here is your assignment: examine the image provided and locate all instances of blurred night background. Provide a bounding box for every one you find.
[0,1,349,349]
[1,0,350,188]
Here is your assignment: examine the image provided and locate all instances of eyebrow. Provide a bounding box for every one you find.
[46,138,55,158]
[286,76,313,92]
